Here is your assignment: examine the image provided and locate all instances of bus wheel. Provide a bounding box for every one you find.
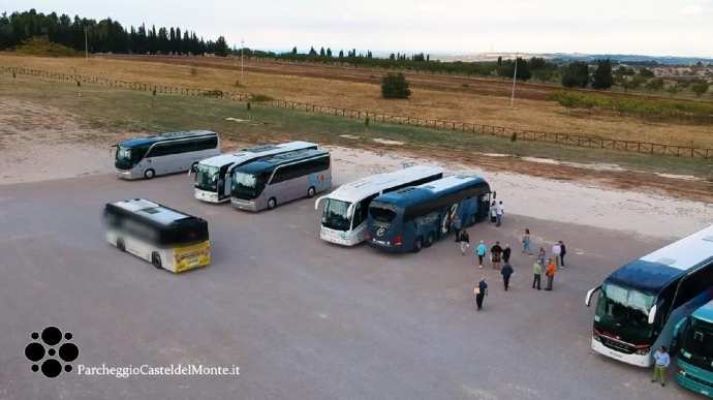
[116,238,126,252]
[151,252,162,269]
[424,233,434,247]
[307,186,316,198]
[267,197,277,210]
[413,237,423,253]
[144,169,156,179]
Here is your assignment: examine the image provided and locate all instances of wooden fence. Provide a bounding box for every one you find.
[2,65,711,160]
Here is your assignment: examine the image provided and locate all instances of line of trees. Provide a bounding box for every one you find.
[0,9,229,56]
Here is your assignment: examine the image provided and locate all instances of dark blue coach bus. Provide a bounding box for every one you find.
[366,175,491,253]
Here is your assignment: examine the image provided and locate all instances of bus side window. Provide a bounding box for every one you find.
[675,264,713,308]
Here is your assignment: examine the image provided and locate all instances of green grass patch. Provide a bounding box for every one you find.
[12,37,80,57]
[551,90,713,124]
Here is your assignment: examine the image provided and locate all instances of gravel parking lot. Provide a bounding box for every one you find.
[0,172,696,399]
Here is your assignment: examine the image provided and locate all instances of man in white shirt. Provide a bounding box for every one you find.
[652,346,670,387]
[551,242,562,268]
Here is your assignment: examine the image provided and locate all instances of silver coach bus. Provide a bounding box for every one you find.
[231,149,332,211]
[114,130,220,179]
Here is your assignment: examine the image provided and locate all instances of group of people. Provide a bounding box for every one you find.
[489,200,505,227]
[457,226,569,310]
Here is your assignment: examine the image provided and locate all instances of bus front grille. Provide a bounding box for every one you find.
[600,337,635,354]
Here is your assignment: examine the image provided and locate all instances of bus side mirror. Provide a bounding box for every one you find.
[314,196,325,211]
[585,286,600,307]
[648,304,658,325]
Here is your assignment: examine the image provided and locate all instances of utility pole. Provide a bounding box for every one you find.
[240,38,245,84]
[84,26,89,60]
[510,55,518,107]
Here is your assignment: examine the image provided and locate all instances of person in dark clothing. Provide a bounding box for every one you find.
[559,241,567,267]
[474,277,488,310]
[491,241,503,270]
[502,244,511,263]
[501,262,514,291]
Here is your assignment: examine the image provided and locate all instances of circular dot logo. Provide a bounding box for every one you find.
[24,327,79,378]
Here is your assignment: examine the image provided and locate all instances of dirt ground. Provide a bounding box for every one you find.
[2,54,712,148]
[0,97,710,239]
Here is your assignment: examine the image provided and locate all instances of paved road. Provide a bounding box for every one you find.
[0,173,693,399]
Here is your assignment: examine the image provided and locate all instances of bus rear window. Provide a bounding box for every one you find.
[370,205,397,223]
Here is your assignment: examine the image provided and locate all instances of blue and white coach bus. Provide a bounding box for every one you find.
[192,141,317,203]
[315,166,444,246]
[231,148,332,211]
[115,130,220,180]
[366,175,491,253]
[585,224,713,367]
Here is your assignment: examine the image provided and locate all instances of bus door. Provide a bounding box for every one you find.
[217,164,232,200]
[476,193,491,222]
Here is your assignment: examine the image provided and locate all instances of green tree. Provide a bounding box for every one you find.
[291,46,297,55]
[691,80,710,97]
[591,59,613,90]
[214,35,228,56]
[498,57,532,81]
[561,62,589,88]
[381,73,411,99]
[638,68,655,78]
[645,78,665,91]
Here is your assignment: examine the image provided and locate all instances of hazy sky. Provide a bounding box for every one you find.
[4,0,712,57]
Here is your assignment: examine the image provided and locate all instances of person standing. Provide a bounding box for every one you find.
[452,214,462,241]
[491,241,503,270]
[474,276,488,311]
[559,240,567,268]
[545,258,557,291]
[458,230,470,256]
[495,201,504,227]
[475,240,487,268]
[503,244,512,264]
[532,261,542,290]
[522,228,532,255]
[552,242,562,268]
[501,262,514,291]
[490,201,497,224]
[652,346,670,387]
[537,247,547,266]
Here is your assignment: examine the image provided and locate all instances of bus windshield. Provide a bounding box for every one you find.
[115,145,146,170]
[321,199,352,231]
[370,204,398,223]
[195,164,220,191]
[594,283,656,344]
[233,171,268,199]
[681,319,713,370]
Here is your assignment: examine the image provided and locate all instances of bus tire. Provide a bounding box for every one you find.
[144,169,156,179]
[424,232,434,247]
[267,197,277,210]
[413,237,423,253]
[116,238,126,252]
[307,186,316,198]
[151,252,162,269]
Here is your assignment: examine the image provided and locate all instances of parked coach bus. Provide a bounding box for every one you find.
[674,300,713,397]
[104,198,211,273]
[192,141,317,203]
[367,175,491,253]
[231,148,331,211]
[314,166,443,246]
[114,130,220,179]
[585,224,713,367]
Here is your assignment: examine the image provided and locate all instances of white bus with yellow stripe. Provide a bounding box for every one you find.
[104,199,211,273]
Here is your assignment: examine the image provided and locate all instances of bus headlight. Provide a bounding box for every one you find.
[635,347,650,355]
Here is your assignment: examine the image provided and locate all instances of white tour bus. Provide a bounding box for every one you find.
[104,198,211,273]
[231,149,332,211]
[192,141,317,203]
[115,130,220,180]
[314,166,444,246]
[585,224,713,367]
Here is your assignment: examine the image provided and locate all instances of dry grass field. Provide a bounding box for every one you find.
[1,53,712,149]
